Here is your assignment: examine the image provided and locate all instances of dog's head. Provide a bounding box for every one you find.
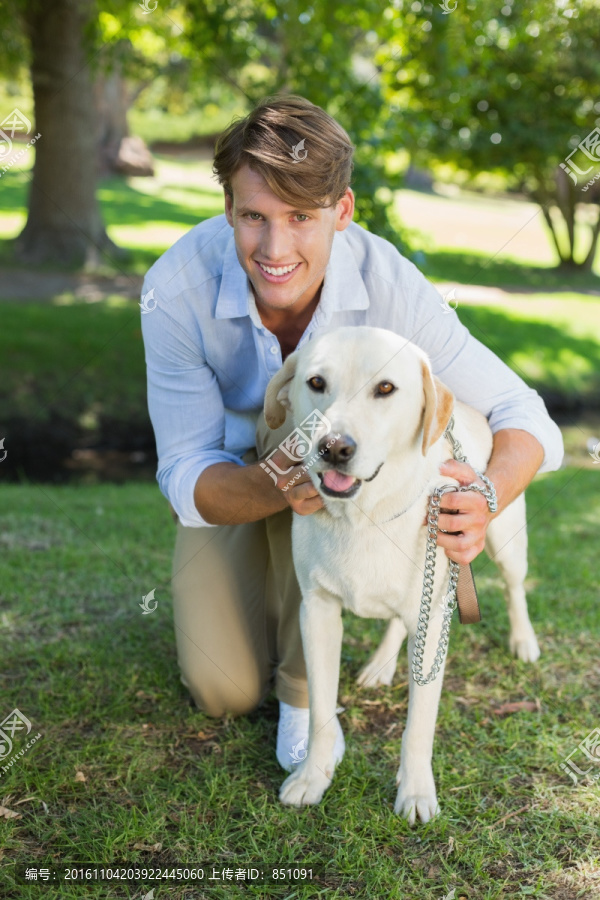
[264,326,454,502]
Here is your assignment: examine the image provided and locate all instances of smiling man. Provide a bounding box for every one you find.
[141,95,563,770]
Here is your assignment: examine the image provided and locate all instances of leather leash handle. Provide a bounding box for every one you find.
[456,563,481,624]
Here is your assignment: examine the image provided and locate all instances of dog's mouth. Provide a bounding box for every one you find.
[318,470,361,498]
[317,462,383,499]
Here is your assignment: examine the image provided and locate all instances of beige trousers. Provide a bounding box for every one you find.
[170,414,308,717]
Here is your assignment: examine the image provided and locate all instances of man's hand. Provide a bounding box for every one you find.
[428,428,544,566]
[432,459,494,566]
[269,447,324,516]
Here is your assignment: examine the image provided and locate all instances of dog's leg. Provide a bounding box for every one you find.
[484,496,540,662]
[279,591,343,807]
[356,617,407,688]
[394,632,445,825]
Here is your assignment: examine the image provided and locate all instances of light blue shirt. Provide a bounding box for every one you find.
[141,214,564,527]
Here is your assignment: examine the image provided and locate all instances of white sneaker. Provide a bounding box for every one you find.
[276,700,345,772]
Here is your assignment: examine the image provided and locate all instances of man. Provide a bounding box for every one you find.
[141,95,563,770]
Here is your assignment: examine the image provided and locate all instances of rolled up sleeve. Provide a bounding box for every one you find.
[406,267,564,474]
[141,294,245,527]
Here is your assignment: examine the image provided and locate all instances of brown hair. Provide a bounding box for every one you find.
[212,95,354,209]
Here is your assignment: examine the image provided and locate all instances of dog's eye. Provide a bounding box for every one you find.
[307,375,326,392]
[376,381,396,396]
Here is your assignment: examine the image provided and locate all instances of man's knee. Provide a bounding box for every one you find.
[181,672,269,718]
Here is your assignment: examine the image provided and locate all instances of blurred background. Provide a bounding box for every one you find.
[2,4,600,896]
[1,0,599,482]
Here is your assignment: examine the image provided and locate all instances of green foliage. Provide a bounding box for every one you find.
[376,0,600,265]
[184,0,409,249]
[0,0,29,75]
[382,0,600,183]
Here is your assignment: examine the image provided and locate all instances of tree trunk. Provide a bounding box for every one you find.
[15,0,122,268]
[535,167,600,272]
[94,61,154,178]
[95,63,130,177]
[581,209,600,272]
[539,204,567,265]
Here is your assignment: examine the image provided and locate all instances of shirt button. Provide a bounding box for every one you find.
[270,346,279,355]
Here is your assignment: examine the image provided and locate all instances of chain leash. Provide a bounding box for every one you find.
[411,416,497,687]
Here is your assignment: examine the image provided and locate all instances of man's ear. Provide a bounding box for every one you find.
[420,359,454,455]
[264,352,299,429]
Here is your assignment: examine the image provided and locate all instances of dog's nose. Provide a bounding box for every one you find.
[318,433,356,465]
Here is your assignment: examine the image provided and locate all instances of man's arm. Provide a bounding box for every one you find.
[435,428,545,566]
[194,448,324,525]
[402,260,564,475]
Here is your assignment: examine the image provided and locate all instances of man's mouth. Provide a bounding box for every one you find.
[255,261,301,283]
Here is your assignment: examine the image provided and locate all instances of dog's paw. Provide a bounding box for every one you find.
[510,628,540,663]
[394,764,439,825]
[356,655,396,688]
[279,764,332,808]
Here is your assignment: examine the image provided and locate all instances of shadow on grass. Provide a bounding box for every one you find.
[421,248,600,292]
[98,174,221,229]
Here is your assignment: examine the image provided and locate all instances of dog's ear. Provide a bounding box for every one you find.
[264,351,299,429]
[420,358,454,455]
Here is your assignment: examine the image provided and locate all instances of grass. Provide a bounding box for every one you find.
[455,302,600,405]
[1,469,599,898]
[1,290,599,445]
[1,136,600,898]
[396,185,600,287]
[422,249,600,293]
[0,301,146,424]
[0,156,223,276]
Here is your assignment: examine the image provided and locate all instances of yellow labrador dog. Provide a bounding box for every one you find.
[264,326,539,825]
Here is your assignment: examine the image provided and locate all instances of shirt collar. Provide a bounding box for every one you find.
[214,223,371,322]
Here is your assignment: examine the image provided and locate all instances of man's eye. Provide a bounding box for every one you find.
[376,381,396,396]
[295,214,309,222]
[307,375,326,392]
[248,213,262,220]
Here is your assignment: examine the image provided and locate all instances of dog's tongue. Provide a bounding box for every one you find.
[323,470,356,493]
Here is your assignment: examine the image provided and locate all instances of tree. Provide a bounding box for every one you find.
[380,0,600,271]
[1,0,122,266]
[184,0,409,248]
[0,0,184,267]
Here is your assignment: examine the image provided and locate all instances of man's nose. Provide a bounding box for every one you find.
[261,224,292,261]
[318,433,356,465]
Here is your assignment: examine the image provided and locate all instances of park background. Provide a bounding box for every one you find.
[1,0,599,898]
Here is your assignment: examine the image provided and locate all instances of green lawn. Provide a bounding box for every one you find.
[1,291,599,446]
[0,157,223,276]
[1,470,599,898]
[1,301,146,424]
[396,184,600,282]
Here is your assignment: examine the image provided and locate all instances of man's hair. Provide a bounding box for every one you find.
[212,95,354,209]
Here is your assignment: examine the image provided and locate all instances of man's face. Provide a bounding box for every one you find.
[224,164,354,318]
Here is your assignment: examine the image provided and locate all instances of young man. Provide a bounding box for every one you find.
[141,95,563,770]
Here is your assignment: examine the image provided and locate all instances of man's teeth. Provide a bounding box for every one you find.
[259,262,299,276]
